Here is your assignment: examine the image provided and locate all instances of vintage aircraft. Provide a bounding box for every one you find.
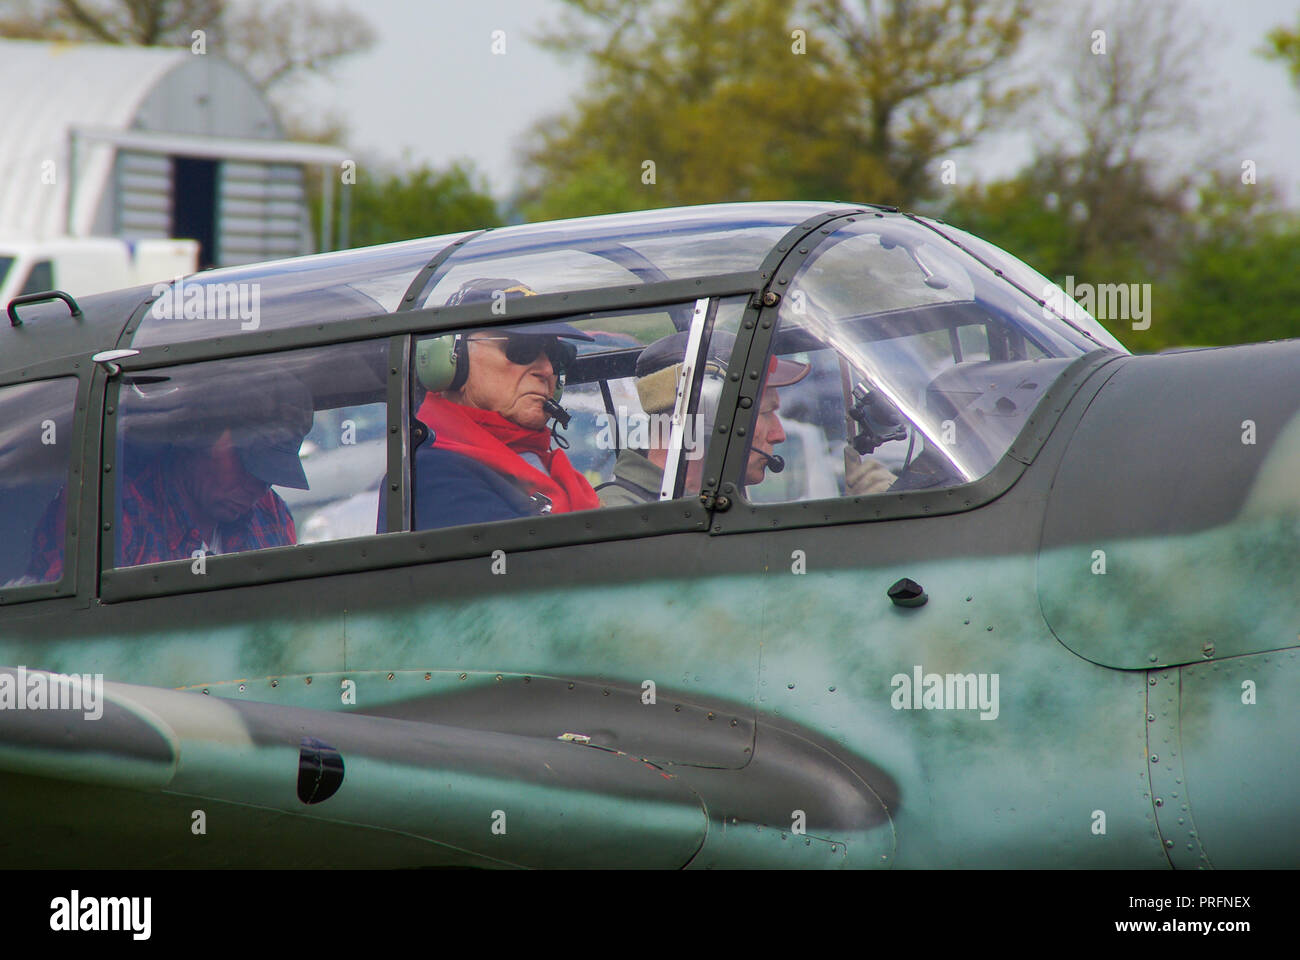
[0,202,1296,868]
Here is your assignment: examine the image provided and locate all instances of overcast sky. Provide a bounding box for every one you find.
[298,0,1300,208]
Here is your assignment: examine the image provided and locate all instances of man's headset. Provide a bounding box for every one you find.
[414,334,566,404]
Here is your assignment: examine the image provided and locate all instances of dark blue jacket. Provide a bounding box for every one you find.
[412,442,540,530]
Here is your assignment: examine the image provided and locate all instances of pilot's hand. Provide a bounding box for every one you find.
[844,447,896,496]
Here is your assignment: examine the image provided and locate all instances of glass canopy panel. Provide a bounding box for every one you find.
[132,233,471,347]
[915,217,1130,354]
[0,377,79,587]
[752,215,1097,501]
[416,203,844,307]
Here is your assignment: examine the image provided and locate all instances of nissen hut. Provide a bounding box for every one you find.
[0,38,346,269]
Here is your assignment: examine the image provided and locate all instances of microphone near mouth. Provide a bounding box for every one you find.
[543,397,571,428]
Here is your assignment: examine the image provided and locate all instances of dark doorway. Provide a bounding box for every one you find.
[171,157,220,269]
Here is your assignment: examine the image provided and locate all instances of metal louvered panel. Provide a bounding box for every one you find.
[221,238,302,257]
[119,211,170,232]
[114,150,171,237]
[221,215,302,237]
[220,199,304,220]
[217,161,308,265]
[221,173,303,200]
[118,193,169,213]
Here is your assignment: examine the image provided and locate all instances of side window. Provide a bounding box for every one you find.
[408,282,745,532]
[19,260,54,296]
[291,403,388,542]
[111,340,388,569]
[2,377,79,587]
[739,218,1092,505]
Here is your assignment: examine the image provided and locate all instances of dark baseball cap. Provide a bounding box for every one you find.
[445,277,535,306]
[235,429,310,490]
[446,278,594,343]
[226,376,315,490]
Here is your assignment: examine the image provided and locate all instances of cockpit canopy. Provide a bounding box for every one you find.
[757,214,1113,498]
[129,203,840,347]
[1,202,1128,598]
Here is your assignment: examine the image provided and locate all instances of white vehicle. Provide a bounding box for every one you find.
[0,236,198,309]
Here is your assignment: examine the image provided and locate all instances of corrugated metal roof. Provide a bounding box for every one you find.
[74,125,347,165]
[0,39,192,238]
[0,39,285,239]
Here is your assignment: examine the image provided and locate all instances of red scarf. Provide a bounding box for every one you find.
[417,394,600,514]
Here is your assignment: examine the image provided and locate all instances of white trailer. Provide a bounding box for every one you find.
[0,236,198,308]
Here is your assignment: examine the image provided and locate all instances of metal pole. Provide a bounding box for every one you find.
[659,297,712,501]
[337,166,351,250]
[65,130,77,234]
[319,165,334,253]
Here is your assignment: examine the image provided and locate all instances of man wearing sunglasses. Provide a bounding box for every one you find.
[445,331,578,432]
[411,278,601,530]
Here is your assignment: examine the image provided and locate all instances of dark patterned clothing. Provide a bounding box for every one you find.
[24,485,70,583]
[27,456,296,579]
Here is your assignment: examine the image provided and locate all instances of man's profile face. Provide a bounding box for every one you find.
[745,386,787,485]
[191,430,272,522]
[452,334,558,430]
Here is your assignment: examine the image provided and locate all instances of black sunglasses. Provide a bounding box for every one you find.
[471,334,577,373]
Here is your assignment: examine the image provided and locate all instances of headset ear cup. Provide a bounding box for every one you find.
[414,336,459,393]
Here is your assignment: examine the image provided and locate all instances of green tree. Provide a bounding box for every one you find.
[0,0,375,91]
[941,0,1264,352]
[945,152,1188,289]
[1156,176,1300,348]
[521,154,647,224]
[345,160,502,248]
[519,0,1031,219]
[1161,227,1300,347]
[1263,15,1300,88]
[947,169,1300,351]
[1013,0,1219,279]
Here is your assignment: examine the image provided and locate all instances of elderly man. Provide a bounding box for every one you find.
[598,331,810,506]
[26,375,313,577]
[411,278,600,530]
